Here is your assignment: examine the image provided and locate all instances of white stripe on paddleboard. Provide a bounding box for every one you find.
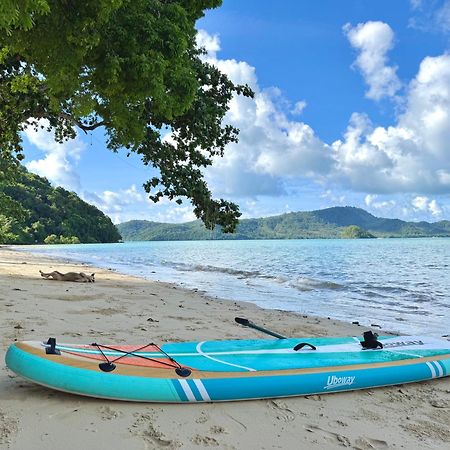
[196,342,256,372]
[426,362,437,378]
[432,361,444,377]
[179,379,197,402]
[437,361,446,377]
[193,379,211,401]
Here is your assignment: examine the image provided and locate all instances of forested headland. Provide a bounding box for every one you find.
[0,166,121,244]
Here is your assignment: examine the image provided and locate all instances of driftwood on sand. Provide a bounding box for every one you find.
[39,270,95,283]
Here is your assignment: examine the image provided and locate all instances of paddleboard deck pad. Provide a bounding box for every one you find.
[5,335,450,402]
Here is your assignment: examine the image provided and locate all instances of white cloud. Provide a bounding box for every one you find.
[362,194,397,216]
[364,194,377,206]
[83,185,146,223]
[412,196,442,216]
[334,53,450,194]
[83,185,197,224]
[292,100,307,115]
[410,0,422,8]
[196,29,221,59]
[156,206,196,223]
[195,29,333,199]
[412,196,428,210]
[320,190,346,205]
[409,0,450,34]
[205,88,333,197]
[196,28,450,221]
[437,1,450,31]
[361,194,448,221]
[344,21,401,100]
[401,55,450,160]
[429,199,443,216]
[24,120,85,191]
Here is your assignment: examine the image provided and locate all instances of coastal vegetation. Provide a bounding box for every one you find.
[117,206,450,241]
[340,225,375,239]
[0,0,252,232]
[0,166,121,244]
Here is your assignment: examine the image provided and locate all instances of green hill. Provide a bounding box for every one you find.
[117,206,450,241]
[0,167,121,244]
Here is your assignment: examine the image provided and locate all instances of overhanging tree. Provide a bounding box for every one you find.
[0,0,253,232]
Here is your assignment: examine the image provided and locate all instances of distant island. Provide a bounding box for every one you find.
[117,206,450,241]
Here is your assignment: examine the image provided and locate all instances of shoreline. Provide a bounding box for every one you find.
[12,243,387,334]
[9,243,409,336]
[1,246,450,449]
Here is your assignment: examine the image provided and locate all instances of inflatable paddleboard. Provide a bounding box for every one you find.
[5,334,450,402]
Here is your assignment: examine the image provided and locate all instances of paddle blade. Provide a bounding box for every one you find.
[235,317,250,326]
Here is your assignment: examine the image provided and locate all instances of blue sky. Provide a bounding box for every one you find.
[22,0,450,223]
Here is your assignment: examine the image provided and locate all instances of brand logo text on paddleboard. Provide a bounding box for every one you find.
[383,340,424,348]
[324,375,356,390]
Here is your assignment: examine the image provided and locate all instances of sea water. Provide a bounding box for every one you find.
[20,238,450,336]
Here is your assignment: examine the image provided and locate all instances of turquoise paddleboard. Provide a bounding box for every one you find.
[5,334,450,402]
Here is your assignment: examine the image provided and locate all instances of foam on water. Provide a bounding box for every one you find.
[19,238,450,336]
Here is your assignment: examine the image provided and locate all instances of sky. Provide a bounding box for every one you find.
[22,0,450,224]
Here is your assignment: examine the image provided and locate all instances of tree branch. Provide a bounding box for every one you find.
[58,113,107,133]
[31,111,107,133]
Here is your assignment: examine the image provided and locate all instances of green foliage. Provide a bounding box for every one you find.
[0,0,50,33]
[340,225,375,239]
[0,214,31,243]
[0,158,27,219]
[117,207,450,241]
[0,165,121,244]
[43,234,80,244]
[43,234,58,244]
[0,0,253,232]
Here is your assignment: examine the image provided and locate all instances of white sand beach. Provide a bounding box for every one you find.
[1,247,450,450]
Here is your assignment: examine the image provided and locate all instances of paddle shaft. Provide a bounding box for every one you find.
[235,317,287,339]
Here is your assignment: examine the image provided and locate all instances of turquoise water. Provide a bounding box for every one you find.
[20,238,450,336]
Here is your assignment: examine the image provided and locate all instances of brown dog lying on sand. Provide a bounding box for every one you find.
[39,270,95,283]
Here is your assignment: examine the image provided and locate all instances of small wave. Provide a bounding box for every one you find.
[162,261,344,293]
[351,283,413,298]
[290,277,344,292]
[360,290,391,299]
[193,264,263,278]
[411,293,436,303]
[361,284,411,295]
[163,261,265,279]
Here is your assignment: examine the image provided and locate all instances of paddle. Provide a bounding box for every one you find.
[235,317,287,339]
[235,317,317,351]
